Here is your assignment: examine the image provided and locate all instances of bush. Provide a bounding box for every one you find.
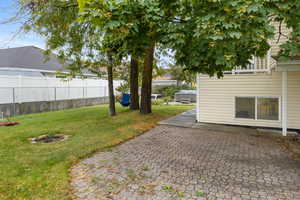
[163,96,172,104]
[152,99,164,105]
[115,94,121,103]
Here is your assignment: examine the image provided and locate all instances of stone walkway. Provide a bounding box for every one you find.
[71,125,300,199]
[158,108,199,128]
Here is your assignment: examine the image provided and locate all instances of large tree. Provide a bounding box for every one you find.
[22,0,124,116]
[22,0,300,114]
[77,0,182,114]
[77,0,300,111]
[129,57,140,110]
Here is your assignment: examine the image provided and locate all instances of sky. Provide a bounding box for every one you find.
[0,0,45,49]
[0,0,172,66]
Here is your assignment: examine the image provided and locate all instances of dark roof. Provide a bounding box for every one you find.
[0,46,69,72]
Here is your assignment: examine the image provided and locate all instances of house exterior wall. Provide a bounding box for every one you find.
[287,72,300,129]
[197,72,300,129]
[196,22,299,130]
[270,22,291,57]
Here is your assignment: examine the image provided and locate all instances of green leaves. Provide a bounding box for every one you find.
[77,0,86,11]
[171,0,300,76]
[228,32,242,39]
[267,0,300,60]
[23,0,300,78]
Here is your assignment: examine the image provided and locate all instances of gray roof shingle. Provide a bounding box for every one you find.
[0,46,68,72]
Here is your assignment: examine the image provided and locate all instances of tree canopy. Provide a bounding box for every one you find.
[19,0,300,115]
[22,0,300,77]
[77,0,300,77]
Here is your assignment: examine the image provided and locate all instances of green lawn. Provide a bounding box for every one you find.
[0,104,192,200]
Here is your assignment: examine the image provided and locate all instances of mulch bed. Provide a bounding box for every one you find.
[254,131,300,161]
[279,135,300,160]
[264,134,300,161]
[0,121,19,126]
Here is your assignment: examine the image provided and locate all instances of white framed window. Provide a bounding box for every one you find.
[235,97,256,119]
[235,96,280,121]
[257,97,279,120]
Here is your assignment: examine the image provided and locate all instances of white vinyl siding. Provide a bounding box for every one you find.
[270,22,291,57]
[197,72,300,129]
[287,72,300,129]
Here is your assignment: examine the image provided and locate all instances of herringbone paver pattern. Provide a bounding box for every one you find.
[71,125,300,200]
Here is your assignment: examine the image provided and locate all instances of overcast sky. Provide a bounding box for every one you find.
[0,0,173,67]
[0,0,45,49]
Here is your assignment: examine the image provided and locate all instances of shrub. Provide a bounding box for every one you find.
[152,99,164,105]
[115,95,122,103]
[163,96,171,104]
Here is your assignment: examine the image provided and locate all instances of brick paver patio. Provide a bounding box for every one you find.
[71,125,300,200]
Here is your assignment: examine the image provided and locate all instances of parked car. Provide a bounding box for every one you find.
[151,94,162,100]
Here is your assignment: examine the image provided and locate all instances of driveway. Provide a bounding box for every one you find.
[71,116,300,200]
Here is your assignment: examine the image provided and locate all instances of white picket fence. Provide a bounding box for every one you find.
[0,75,122,104]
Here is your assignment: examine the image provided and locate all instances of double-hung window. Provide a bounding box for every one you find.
[235,97,280,121]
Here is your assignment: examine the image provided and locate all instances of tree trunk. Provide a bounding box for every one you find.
[140,43,155,114]
[129,57,139,110]
[107,54,116,116]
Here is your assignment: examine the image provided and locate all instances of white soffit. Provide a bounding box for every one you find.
[276,59,300,72]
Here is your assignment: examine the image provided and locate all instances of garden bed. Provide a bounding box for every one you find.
[0,121,19,126]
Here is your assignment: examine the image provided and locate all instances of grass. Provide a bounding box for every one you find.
[196,190,205,197]
[0,104,192,200]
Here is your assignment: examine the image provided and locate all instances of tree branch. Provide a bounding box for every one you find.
[276,20,283,43]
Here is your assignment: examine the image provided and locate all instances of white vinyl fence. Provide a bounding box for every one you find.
[0,75,122,104]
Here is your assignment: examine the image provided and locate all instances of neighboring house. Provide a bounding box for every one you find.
[175,90,196,103]
[0,46,97,78]
[153,73,178,86]
[0,46,123,116]
[196,24,300,136]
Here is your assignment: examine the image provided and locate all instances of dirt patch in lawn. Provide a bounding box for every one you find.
[29,134,69,144]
